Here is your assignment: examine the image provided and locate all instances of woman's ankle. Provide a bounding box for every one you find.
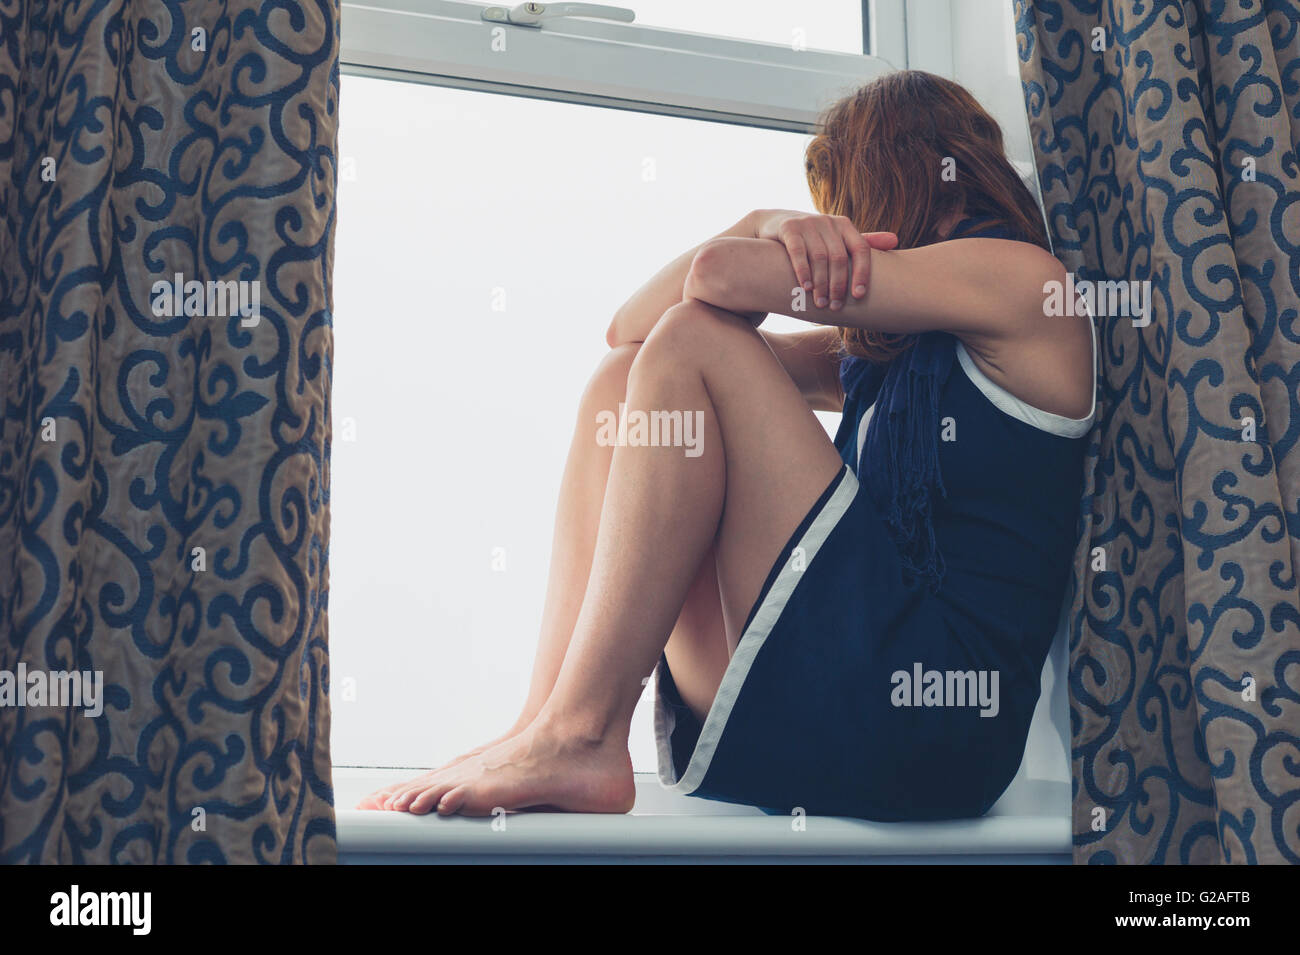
[509,708,543,737]
[531,705,630,750]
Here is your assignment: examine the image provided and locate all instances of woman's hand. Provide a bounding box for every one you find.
[750,210,898,311]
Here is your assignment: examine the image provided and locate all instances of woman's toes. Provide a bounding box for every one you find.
[358,783,400,809]
[435,786,467,816]
[384,776,435,810]
[390,786,426,812]
[408,781,455,815]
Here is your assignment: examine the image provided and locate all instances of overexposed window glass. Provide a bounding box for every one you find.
[627,0,863,53]
[330,76,831,770]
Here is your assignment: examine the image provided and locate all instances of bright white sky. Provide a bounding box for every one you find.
[329,73,830,770]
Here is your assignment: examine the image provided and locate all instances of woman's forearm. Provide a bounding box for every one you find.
[605,211,759,346]
[683,234,1063,341]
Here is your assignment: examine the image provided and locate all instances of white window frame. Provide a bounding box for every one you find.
[871,0,954,78]
[339,0,926,132]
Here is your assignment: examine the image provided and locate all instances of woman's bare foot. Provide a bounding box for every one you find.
[369,718,636,816]
[355,723,529,809]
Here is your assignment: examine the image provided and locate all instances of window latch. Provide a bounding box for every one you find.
[481,3,635,29]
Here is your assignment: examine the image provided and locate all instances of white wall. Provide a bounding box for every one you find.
[947,0,1035,169]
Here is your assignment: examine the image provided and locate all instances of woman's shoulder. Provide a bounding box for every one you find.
[940,219,1095,423]
[956,299,1096,424]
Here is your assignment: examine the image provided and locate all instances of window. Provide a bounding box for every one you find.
[330,1,1037,773]
[340,0,888,131]
[329,77,838,769]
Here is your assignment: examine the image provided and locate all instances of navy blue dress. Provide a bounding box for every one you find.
[653,218,1096,820]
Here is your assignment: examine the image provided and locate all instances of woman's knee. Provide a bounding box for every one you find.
[634,301,754,376]
[582,342,640,407]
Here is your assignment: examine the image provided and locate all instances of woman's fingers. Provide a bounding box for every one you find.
[839,221,874,299]
[779,226,814,292]
[815,218,851,308]
[851,231,899,299]
[773,219,899,309]
[807,229,831,307]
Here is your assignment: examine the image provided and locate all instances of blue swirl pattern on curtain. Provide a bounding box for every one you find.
[1015,0,1300,863]
[0,1,338,862]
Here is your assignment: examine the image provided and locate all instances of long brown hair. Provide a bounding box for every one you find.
[805,70,1049,362]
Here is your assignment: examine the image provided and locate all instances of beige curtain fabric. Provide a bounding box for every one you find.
[0,1,337,862]
[1016,0,1300,863]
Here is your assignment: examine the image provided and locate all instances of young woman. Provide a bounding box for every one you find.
[360,70,1095,820]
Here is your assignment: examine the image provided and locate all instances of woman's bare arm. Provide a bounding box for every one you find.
[684,235,1064,339]
[605,211,897,346]
[684,234,1093,419]
[604,212,903,411]
[605,213,760,346]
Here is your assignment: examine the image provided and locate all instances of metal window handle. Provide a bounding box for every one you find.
[481,3,635,28]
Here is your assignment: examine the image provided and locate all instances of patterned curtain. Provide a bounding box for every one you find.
[1015,0,1300,863]
[0,1,337,862]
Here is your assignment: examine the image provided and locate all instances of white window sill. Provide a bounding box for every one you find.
[334,768,1071,864]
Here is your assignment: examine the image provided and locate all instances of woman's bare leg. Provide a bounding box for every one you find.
[358,342,729,808]
[385,301,845,815]
[513,346,731,731]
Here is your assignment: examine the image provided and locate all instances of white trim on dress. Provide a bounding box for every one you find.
[955,316,1098,439]
[655,466,860,793]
